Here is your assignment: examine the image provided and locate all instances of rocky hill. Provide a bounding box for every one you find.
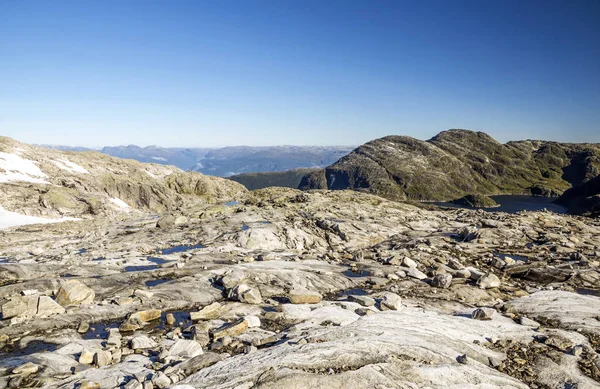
[304,130,600,202]
[0,136,246,221]
[557,175,600,216]
[228,168,320,190]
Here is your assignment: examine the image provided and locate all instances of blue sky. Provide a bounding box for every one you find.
[1,0,599,147]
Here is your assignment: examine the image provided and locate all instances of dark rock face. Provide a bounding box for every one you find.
[304,129,600,202]
[228,168,320,191]
[556,175,600,216]
[452,194,499,208]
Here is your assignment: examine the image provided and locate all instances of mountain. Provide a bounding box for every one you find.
[1,137,246,220]
[45,144,355,177]
[557,175,600,216]
[303,129,600,202]
[228,168,321,190]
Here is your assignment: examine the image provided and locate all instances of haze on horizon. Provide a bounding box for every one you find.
[1,0,599,148]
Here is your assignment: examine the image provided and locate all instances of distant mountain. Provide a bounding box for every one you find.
[228,168,320,191]
[43,145,355,177]
[302,129,600,202]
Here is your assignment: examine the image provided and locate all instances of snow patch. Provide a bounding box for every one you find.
[51,159,89,174]
[0,206,80,229]
[0,152,50,184]
[109,197,130,209]
[151,156,167,161]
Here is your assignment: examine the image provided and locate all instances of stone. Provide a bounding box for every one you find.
[472,308,495,320]
[79,349,95,364]
[12,362,39,376]
[457,354,468,364]
[348,295,376,307]
[36,296,66,316]
[165,313,176,326]
[406,267,427,280]
[156,214,175,228]
[239,287,263,305]
[212,318,248,340]
[106,328,122,346]
[55,280,95,307]
[121,309,161,331]
[431,273,452,288]
[453,269,471,279]
[477,273,501,289]
[79,381,101,389]
[190,302,222,321]
[167,339,204,359]
[519,317,540,328]
[175,352,227,376]
[402,257,418,268]
[93,350,112,367]
[288,289,322,304]
[77,321,90,333]
[380,293,402,311]
[245,315,261,328]
[1,296,37,319]
[131,335,158,350]
[152,372,171,389]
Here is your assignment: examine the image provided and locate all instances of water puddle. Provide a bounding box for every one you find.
[242,225,249,231]
[159,244,203,255]
[0,340,59,367]
[224,201,240,207]
[147,257,172,265]
[343,269,371,278]
[91,257,105,261]
[82,322,120,340]
[77,248,88,255]
[124,265,159,272]
[575,288,600,297]
[146,279,171,287]
[340,288,369,296]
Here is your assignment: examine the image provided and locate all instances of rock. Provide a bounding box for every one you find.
[79,381,101,389]
[165,313,176,326]
[406,267,427,280]
[245,315,261,328]
[431,273,452,288]
[131,335,158,350]
[212,318,249,340]
[93,350,112,367]
[457,354,468,364]
[36,296,66,316]
[121,309,161,331]
[152,372,171,389]
[240,287,263,305]
[190,302,222,321]
[77,321,90,333]
[477,273,501,289]
[79,349,95,364]
[453,269,471,279]
[348,295,376,307]
[12,362,39,376]
[472,308,495,320]
[156,214,175,228]
[1,296,38,319]
[288,289,322,304]
[519,317,540,328]
[106,328,122,346]
[380,293,402,311]
[402,257,418,268]
[167,339,204,359]
[55,280,95,307]
[175,352,227,376]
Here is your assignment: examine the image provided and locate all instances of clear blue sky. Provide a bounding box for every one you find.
[1,0,599,147]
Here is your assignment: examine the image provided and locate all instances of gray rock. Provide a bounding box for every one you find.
[431,273,452,288]
[348,295,376,307]
[55,280,95,307]
[472,307,496,320]
[168,339,204,359]
[131,335,158,350]
[477,273,501,289]
[380,293,402,311]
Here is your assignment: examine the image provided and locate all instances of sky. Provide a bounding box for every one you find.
[1,0,599,147]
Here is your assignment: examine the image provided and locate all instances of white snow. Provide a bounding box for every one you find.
[0,151,50,184]
[0,206,80,229]
[151,156,167,161]
[109,197,130,209]
[51,159,89,174]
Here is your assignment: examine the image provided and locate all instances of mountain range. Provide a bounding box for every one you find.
[44,144,355,177]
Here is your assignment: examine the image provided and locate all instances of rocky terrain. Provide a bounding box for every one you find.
[2,138,600,389]
[303,130,600,206]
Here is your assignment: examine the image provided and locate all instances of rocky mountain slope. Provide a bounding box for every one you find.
[0,136,246,220]
[304,129,600,202]
[557,175,600,217]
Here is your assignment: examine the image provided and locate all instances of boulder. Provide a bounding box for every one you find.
[472,307,496,320]
[36,296,66,316]
[477,273,501,289]
[380,293,402,311]
[55,280,95,307]
[131,335,158,350]
[211,318,248,340]
[431,273,452,288]
[1,295,38,319]
[190,302,222,321]
[288,289,322,304]
[167,339,204,359]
